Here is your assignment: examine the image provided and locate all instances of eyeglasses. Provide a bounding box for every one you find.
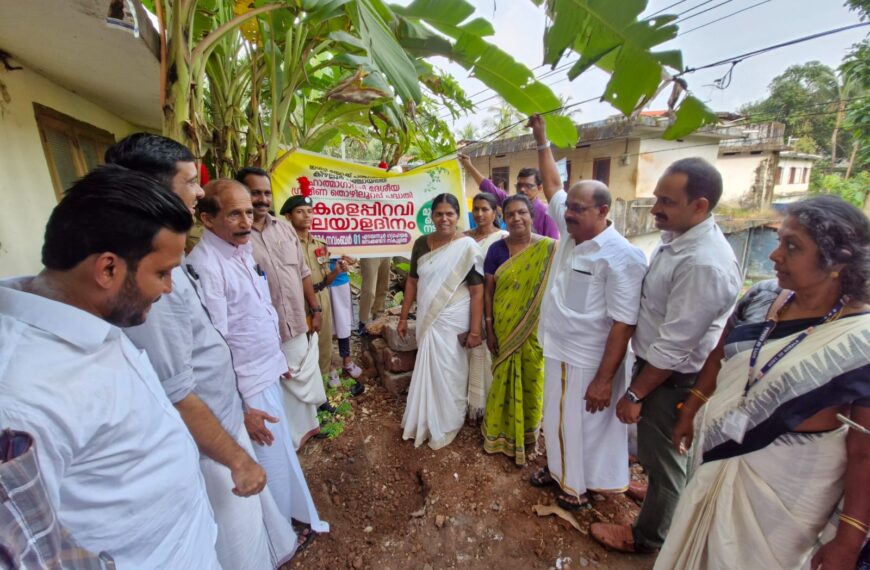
[566,203,601,214]
[515,182,537,191]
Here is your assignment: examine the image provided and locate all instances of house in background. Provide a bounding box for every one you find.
[772,151,821,209]
[716,122,820,210]
[0,0,161,277]
[460,114,750,258]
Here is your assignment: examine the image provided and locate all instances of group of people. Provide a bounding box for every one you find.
[0,114,867,570]
[0,133,386,568]
[403,116,869,569]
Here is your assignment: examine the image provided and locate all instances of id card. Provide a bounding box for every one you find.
[722,409,750,444]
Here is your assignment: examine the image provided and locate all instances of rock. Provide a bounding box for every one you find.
[365,314,396,337]
[435,515,446,529]
[579,557,590,567]
[383,320,418,352]
[369,338,387,379]
[352,556,363,569]
[592,493,606,502]
[383,346,417,373]
[490,502,501,512]
[381,369,413,397]
[364,526,373,533]
[423,564,433,570]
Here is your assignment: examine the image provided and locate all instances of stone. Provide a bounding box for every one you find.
[381,369,412,397]
[352,556,363,569]
[435,515,446,529]
[365,314,396,337]
[383,320,418,352]
[383,346,417,373]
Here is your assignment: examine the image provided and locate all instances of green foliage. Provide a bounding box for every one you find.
[811,172,870,207]
[537,0,713,141]
[845,0,870,20]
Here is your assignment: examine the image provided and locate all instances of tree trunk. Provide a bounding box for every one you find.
[846,140,859,180]
[831,98,846,166]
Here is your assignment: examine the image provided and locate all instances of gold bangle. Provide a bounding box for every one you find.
[689,388,710,404]
[839,514,869,534]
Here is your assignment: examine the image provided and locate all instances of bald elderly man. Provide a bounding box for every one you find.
[527,115,647,510]
[187,180,329,544]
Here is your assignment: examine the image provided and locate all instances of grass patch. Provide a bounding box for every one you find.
[317,374,359,440]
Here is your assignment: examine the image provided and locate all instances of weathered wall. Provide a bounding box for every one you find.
[463,138,642,202]
[717,153,778,209]
[635,137,721,198]
[0,66,142,277]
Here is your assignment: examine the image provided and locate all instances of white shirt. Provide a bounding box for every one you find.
[0,278,220,570]
[125,261,244,436]
[632,215,742,374]
[540,190,647,368]
[187,230,288,400]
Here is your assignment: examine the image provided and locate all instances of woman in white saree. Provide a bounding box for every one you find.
[399,193,484,450]
[656,196,870,570]
[464,193,507,420]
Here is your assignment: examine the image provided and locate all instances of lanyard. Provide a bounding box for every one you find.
[745,293,844,397]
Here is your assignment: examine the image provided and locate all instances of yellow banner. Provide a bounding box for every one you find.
[272,149,468,257]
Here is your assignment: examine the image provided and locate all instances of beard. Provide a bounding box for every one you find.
[105,269,155,327]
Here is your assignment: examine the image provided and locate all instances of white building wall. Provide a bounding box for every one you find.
[635,137,722,198]
[773,157,814,198]
[716,154,767,207]
[0,66,142,277]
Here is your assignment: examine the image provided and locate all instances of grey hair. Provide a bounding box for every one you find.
[787,195,870,303]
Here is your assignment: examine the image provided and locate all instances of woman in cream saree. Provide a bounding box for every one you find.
[399,194,484,450]
[656,196,870,570]
[465,192,507,420]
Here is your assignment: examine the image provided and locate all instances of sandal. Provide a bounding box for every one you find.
[295,527,317,553]
[350,381,365,397]
[556,492,590,511]
[530,466,556,488]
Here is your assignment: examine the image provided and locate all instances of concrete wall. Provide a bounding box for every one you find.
[635,137,721,199]
[0,66,142,277]
[717,153,778,209]
[463,138,642,202]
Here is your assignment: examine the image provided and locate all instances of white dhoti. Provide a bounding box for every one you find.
[328,283,352,339]
[246,382,330,533]
[200,424,297,569]
[280,332,326,449]
[542,358,629,497]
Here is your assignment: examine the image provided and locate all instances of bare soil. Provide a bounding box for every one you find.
[286,378,655,570]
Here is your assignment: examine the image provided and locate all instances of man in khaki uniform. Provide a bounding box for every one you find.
[280,195,345,377]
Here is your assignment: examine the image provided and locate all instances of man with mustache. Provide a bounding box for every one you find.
[109,134,299,569]
[236,166,329,449]
[187,179,329,543]
[591,157,741,553]
[529,115,648,511]
[0,166,220,568]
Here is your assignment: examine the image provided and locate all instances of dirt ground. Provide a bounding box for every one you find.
[287,378,655,570]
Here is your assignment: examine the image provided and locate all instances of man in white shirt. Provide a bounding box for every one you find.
[591,157,741,553]
[528,115,647,510]
[0,166,220,569]
[188,179,329,537]
[107,133,299,568]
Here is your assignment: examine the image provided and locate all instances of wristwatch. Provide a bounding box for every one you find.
[310,306,322,313]
[625,388,644,404]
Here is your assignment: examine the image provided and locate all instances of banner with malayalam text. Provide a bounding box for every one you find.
[271,149,467,258]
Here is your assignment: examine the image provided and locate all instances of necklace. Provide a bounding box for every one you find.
[505,235,531,257]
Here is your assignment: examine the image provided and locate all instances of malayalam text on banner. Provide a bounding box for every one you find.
[271,150,467,258]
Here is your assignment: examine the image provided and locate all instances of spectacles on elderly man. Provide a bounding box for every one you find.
[566,203,601,214]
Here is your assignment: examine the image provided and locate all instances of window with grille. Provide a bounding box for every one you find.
[592,157,611,185]
[491,166,510,193]
[33,103,115,200]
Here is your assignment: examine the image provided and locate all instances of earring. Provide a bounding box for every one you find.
[831,271,840,279]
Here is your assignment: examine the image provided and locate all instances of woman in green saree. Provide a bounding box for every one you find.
[482,195,556,465]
